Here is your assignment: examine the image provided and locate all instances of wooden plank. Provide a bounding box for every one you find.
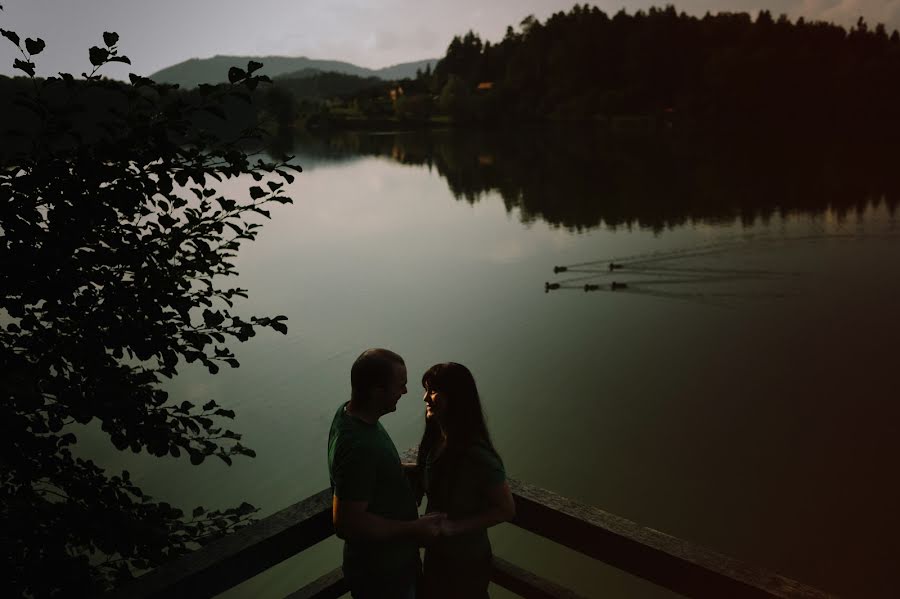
[491,556,590,599]
[283,567,348,599]
[507,479,834,599]
[108,488,334,599]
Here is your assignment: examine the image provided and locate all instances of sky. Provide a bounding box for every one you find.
[1,0,899,80]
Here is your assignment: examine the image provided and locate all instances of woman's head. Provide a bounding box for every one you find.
[421,362,492,449]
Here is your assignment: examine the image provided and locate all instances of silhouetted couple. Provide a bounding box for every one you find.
[327,348,515,599]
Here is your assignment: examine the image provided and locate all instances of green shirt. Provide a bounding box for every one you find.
[327,402,419,582]
[424,439,506,561]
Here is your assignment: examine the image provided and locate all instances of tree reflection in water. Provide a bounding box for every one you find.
[291,125,899,233]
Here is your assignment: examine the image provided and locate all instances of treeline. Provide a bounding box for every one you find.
[0,68,387,154]
[414,4,900,132]
[7,4,900,137]
[272,69,383,101]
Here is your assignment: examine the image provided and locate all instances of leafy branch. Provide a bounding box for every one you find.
[1,25,299,596]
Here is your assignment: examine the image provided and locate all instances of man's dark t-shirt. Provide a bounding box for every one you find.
[327,402,419,583]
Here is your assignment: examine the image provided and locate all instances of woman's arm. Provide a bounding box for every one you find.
[439,481,515,536]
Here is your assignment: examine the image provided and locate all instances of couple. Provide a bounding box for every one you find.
[327,348,515,599]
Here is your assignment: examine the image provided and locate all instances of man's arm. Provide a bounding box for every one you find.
[332,495,444,541]
[438,481,516,536]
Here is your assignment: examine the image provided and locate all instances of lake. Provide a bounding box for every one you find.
[81,127,900,598]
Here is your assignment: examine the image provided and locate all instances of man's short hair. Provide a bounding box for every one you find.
[350,348,404,403]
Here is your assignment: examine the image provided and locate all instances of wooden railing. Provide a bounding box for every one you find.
[109,472,835,599]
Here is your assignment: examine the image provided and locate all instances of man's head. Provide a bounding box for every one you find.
[350,348,407,416]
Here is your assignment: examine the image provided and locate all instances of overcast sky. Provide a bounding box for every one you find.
[2,0,899,80]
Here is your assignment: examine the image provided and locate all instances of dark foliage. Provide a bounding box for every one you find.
[422,4,900,130]
[272,69,384,102]
[0,17,300,597]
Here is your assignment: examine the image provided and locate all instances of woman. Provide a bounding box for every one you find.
[416,362,515,599]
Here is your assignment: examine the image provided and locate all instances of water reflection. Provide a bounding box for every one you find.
[277,126,899,233]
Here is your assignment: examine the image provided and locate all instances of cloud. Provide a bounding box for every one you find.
[799,0,900,29]
[4,0,900,79]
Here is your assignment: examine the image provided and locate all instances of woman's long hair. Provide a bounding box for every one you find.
[416,362,498,474]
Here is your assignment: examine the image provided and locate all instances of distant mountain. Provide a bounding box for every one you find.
[150,56,438,88]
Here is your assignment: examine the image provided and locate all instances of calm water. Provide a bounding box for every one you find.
[81,129,900,598]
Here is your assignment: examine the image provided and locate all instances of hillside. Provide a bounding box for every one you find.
[150,55,437,87]
[271,70,385,100]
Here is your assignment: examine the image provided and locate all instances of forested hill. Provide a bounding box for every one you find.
[423,5,900,131]
[151,55,437,87]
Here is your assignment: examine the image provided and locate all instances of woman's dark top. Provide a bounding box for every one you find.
[423,438,506,562]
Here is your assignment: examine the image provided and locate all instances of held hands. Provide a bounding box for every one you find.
[414,511,446,542]
[437,517,459,537]
[414,511,463,544]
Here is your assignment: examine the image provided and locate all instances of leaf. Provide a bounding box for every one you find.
[190,452,205,465]
[107,56,132,65]
[247,60,263,74]
[192,506,206,518]
[89,46,109,66]
[24,38,44,55]
[1,28,20,47]
[129,72,153,87]
[13,59,35,77]
[271,322,288,335]
[103,31,119,47]
[227,66,246,83]
[248,186,266,199]
[276,169,295,183]
[158,214,176,229]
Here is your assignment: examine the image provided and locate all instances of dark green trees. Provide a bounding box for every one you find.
[416,5,900,130]
[1,21,300,597]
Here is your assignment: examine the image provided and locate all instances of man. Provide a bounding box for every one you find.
[328,348,444,598]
